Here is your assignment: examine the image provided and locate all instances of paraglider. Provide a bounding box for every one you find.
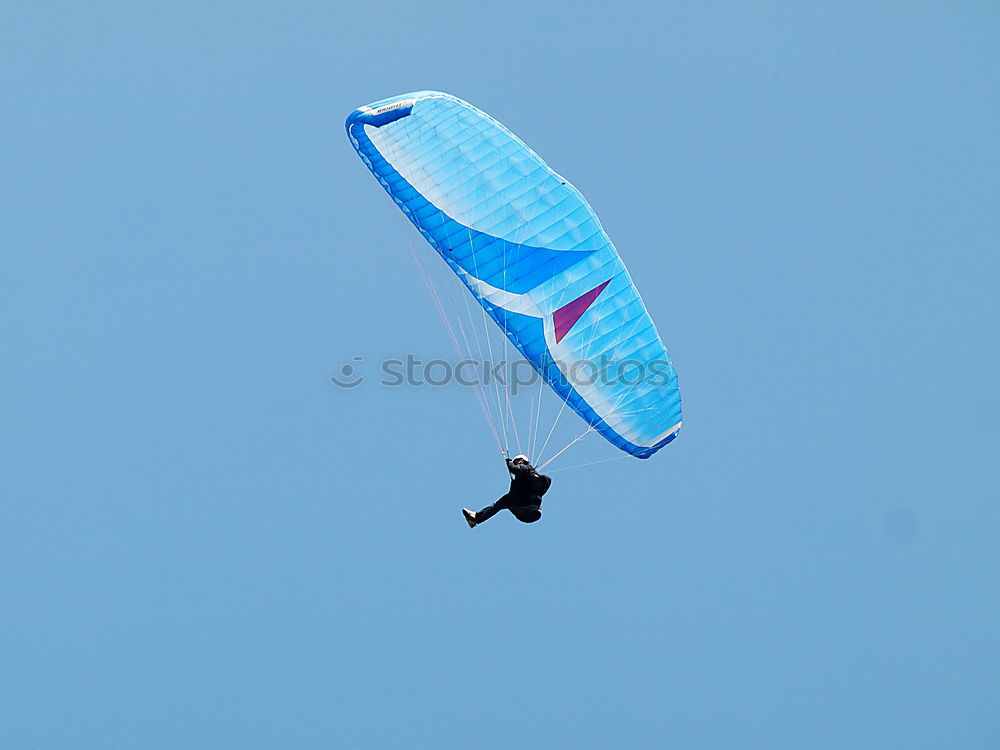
[462,455,552,528]
[346,91,682,523]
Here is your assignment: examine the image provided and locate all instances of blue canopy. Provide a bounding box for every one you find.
[347,91,681,458]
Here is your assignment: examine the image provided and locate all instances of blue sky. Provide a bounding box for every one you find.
[3,2,998,747]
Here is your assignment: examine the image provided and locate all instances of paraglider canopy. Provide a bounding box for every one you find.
[346,91,682,461]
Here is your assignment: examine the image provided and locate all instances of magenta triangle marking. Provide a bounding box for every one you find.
[553,279,612,344]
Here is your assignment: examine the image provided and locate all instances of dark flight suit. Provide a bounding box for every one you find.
[473,458,552,524]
